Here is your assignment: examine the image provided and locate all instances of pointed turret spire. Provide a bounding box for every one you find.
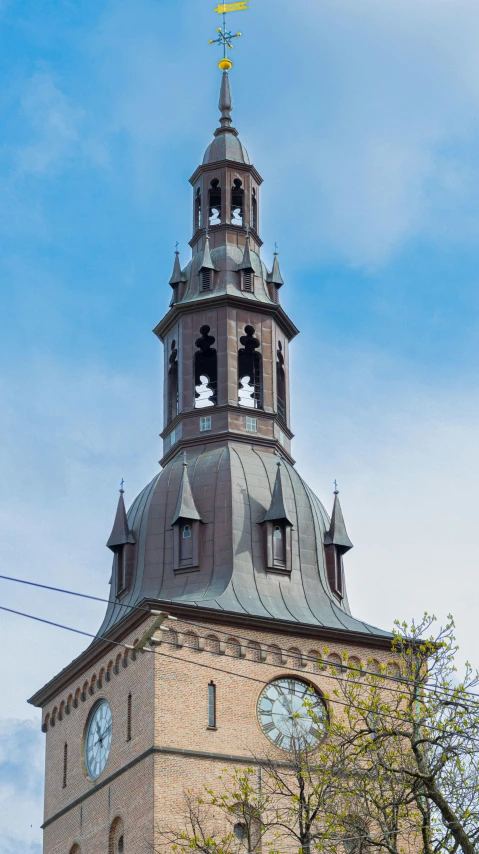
[260,460,293,525]
[169,249,184,286]
[107,485,136,551]
[266,250,284,287]
[171,457,203,525]
[199,233,217,272]
[324,486,353,552]
[219,70,233,130]
[238,231,254,272]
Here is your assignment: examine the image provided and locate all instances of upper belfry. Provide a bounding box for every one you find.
[96,66,390,644]
[187,69,263,257]
[155,69,297,467]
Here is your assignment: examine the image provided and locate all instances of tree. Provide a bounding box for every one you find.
[326,614,479,854]
[156,615,479,854]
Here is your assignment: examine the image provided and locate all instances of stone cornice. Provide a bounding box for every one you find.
[159,430,296,469]
[154,293,299,342]
[28,599,394,709]
[189,160,263,187]
[189,223,263,249]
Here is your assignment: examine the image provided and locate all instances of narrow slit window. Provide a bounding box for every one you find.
[208,681,216,728]
[252,188,257,231]
[195,326,217,408]
[273,525,286,565]
[117,547,125,594]
[238,326,263,409]
[62,742,68,788]
[208,179,221,225]
[195,187,202,230]
[276,342,286,422]
[127,693,132,742]
[168,340,178,423]
[231,178,244,225]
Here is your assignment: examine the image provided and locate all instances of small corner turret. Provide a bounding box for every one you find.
[324,485,353,600]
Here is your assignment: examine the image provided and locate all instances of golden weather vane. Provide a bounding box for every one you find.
[210,1,249,70]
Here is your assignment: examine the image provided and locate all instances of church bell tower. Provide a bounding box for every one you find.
[157,68,297,467]
[29,58,394,854]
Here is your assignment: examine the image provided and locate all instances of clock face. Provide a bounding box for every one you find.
[84,700,112,779]
[257,678,327,751]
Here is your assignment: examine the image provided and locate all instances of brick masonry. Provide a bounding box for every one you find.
[40,613,397,854]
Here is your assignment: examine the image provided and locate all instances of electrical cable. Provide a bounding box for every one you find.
[2,603,479,745]
[1,572,478,708]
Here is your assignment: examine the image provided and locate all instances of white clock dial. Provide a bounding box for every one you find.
[84,700,112,779]
[257,678,327,751]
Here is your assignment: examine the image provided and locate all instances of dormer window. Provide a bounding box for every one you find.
[259,462,292,574]
[171,461,203,573]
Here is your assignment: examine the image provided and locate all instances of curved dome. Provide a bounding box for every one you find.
[203,132,250,165]
[99,444,389,639]
[179,244,272,304]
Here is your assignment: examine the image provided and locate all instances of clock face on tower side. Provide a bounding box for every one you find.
[84,700,112,779]
[257,678,327,751]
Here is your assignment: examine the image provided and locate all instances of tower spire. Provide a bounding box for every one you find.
[325,487,353,552]
[219,70,233,129]
[169,248,184,286]
[106,484,136,551]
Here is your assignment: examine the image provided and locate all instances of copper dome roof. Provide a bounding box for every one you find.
[99,444,390,640]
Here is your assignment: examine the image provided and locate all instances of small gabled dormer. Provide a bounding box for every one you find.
[324,487,353,600]
[106,486,137,596]
[198,234,217,292]
[168,249,186,306]
[238,233,255,293]
[259,460,293,574]
[171,458,203,572]
[266,250,284,303]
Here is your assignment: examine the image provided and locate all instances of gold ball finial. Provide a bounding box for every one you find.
[218,57,233,71]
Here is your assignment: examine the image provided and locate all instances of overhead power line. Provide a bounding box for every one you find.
[2,603,479,744]
[1,572,478,708]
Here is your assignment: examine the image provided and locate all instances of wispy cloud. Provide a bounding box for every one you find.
[0,719,44,850]
[16,72,85,175]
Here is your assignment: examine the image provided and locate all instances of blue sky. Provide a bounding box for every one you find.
[2,0,479,849]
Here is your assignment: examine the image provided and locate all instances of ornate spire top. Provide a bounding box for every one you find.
[209,3,246,71]
[218,70,233,129]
